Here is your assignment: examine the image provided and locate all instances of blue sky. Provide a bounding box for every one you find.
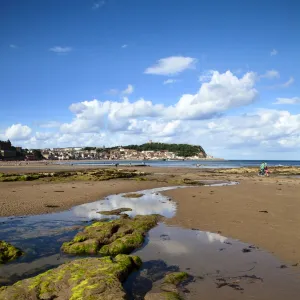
[1,0,300,159]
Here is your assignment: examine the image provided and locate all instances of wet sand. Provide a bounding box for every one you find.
[1,163,300,267]
[165,177,300,265]
[0,180,170,217]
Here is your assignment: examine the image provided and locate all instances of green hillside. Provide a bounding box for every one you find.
[123,143,206,158]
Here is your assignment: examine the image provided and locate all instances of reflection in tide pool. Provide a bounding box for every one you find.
[127,223,300,299]
[72,186,182,219]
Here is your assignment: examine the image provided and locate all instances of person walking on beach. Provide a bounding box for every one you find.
[260,162,265,175]
[259,162,269,176]
[264,162,269,177]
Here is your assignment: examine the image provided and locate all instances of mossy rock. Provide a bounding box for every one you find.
[0,169,144,183]
[181,178,204,185]
[0,240,23,264]
[144,272,189,300]
[97,207,133,216]
[134,177,147,181]
[122,193,144,198]
[0,254,142,300]
[145,291,182,300]
[62,215,161,256]
[164,272,188,285]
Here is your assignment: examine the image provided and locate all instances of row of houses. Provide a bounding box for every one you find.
[40,147,193,160]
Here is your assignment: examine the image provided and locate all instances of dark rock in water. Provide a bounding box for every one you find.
[144,272,189,300]
[97,207,133,215]
[0,240,23,264]
[279,264,288,269]
[242,248,251,253]
[249,245,258,249]
[215,274,262,291]
[61,214,161,256]
[0,254,142,300]
[160,234,171,241]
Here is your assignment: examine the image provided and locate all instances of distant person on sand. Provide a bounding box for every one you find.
[259,162,265,175]
[259,162,269,176]
[264,163,269,176]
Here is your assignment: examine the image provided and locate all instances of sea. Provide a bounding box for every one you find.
[59,160,300,169]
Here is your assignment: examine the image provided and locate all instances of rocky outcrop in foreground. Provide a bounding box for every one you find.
[0,255,142,300]
[0,240,23,264]
[145,272,189,300]
[61,214,161,256]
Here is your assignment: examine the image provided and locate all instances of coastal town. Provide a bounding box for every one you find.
[0,140,215,161]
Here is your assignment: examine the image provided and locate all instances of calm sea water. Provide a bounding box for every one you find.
[60,160,300,169]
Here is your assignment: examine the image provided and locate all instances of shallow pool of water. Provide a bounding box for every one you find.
[126,223,300,299]
[0,185,186,285]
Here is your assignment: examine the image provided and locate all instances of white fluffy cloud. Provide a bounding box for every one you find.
[144,56,197,76]
[49,46,72,54]
[93,1,105,9]
[165,70,257,119]
[122,84,134,95]
[39,121,61,128]
[106,84,134,96]
[270,49,278,56]
[260,70,280,79]
[280,77,294,88]
[273,97,300,105]
[163,79,177,85]
[267,76,295,89]
[65,70,257,131]
[5,124,32,140]
[199,70,214,82]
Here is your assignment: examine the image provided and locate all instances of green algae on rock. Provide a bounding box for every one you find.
[163,272,188,285]
[0,240,23,264]
[97,207,133,216]
[144,272,189,300]
[0,254,142,300]
[122,193,144,198]
[61,214,161,256]
[0,168,149,182]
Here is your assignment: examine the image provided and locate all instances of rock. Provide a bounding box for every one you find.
[144,272,189,300]
[0,254,142,300]
[145,292,182,300]
[242,248,251,253]
[164,272,189,285]
[279,264,288,269]
[0,240,23,264]
[122,193,144,198]
[97,207,133,216]
[62,214,161,256]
